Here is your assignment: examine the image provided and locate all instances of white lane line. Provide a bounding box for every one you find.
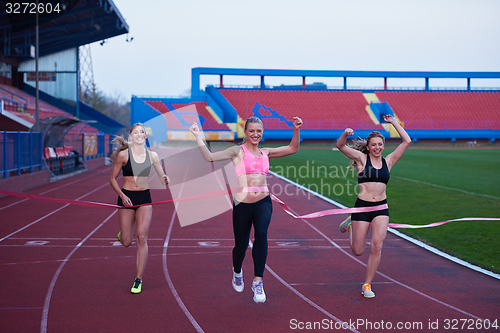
[169,238,327,241]
[387,228,500,280]
[248,242,360,333]
[294,208,484,320]
[290,282,395,286]
[0,182,109,243]
[0,167,112,212]
[40,210,116,333]
[1,254,156,266]
[270,170,500,280]
[8,237,82,240]
[0,205,69,243]
[162,158,204,333]
[1,252,237,266]
[270,171,485,320]
[0,197,30,211]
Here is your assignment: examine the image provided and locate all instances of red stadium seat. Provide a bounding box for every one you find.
[218,88,384,131]
[375,91,500,130]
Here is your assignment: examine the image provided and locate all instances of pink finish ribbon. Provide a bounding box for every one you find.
[0,188,387,216]
[270,194,388,219]
[0,188,240,209]
[0,189,119,208]
[1,189,497,228]
[388,217,500,229]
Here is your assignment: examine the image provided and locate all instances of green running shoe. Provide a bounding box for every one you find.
[131,278,142,294]
[117,231,121,243]
[339,217,352,233]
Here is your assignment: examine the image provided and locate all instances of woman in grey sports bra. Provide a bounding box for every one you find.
[110,123,170,294]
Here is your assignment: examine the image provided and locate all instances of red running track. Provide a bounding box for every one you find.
[0,159,499,333]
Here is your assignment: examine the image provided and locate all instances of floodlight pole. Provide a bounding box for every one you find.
[35,0,40,132]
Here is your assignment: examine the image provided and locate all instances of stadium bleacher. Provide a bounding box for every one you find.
[375,91,500,130]
[218,88,384,130]
[145,100,232,131]
[1,82,102,135]
[1,83,73,120]
[1,81,102,176]
[172,102,231,131]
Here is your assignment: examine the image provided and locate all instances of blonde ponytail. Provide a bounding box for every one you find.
[110,136,130,162]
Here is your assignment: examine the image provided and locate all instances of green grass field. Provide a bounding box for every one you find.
[266,146,500,274]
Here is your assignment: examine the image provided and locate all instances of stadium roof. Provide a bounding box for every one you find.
[191,67,500,96]
[0,0,129,59]
[192,67,500,79]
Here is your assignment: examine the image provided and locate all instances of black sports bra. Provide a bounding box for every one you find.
[358,154,390,185]
[122,148,151,178]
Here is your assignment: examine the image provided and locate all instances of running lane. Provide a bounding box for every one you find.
[0,163,498,332]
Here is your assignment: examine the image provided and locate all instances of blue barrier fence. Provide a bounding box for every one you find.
[1,131,43,178]
[0,131,112,178]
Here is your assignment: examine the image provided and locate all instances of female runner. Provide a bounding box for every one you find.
[110,123,169,294]
[336,115,410,298]
[189,116,302,303]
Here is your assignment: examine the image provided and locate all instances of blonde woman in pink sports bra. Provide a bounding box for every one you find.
[190,116,302,303]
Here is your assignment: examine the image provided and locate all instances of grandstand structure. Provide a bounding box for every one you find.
[132,68,500,143]
[1,0,128,182]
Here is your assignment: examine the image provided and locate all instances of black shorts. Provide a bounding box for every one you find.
[350,198,389,223]
[117,188,152,211]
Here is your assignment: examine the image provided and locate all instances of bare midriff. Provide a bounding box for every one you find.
[234,173,269,203]
[358,182,387,202]
[122,176,149,191]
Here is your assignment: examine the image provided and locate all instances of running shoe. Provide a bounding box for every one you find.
[361,283,375,298]
[232,268,244,292]
[252,280,266,303]
[117,231,121,243]
[131,278,142,294]
[339,217,352,233]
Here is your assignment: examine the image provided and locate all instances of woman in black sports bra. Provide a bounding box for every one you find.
[336,115,411,298]
[110,123,170,294]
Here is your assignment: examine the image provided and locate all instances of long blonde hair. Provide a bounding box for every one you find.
[349,131,385,169]
[242,117,263,144]
[110,123,145,162]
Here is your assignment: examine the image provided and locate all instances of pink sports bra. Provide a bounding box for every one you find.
[234,145,269,178]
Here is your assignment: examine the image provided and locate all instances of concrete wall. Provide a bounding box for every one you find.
[0,157,106,199]
[0,170,51,198]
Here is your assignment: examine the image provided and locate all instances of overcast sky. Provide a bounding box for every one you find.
[90,0,500,101]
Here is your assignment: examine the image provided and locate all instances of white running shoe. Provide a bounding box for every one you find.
[362,283,375,298]
[252,280,266,303]
[232,268,244,292]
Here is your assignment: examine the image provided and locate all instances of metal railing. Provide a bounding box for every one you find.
[1,131,43,178]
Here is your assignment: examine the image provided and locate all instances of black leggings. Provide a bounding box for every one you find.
[232,195,273,278]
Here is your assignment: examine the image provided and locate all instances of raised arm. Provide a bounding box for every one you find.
[264,117,303,159]
[384,115,411,169]
[336,128,365,165]
[189,123,239,162]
